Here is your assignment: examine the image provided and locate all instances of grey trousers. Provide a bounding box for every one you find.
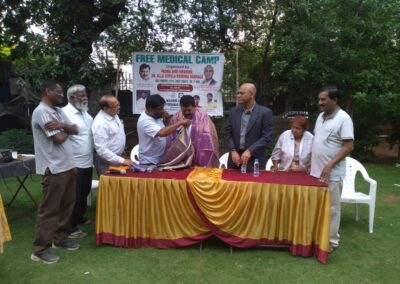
[328,180,343,248]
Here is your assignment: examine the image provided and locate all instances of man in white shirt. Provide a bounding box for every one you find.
[137,94,191,165]
[62,84,93,238]
[92,95,132,174]
[310,86,354,253]
[136,90,149,113]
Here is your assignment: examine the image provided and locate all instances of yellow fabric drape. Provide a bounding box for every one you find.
[187,168,330,252]
[96,175,209,240]
[0,194,11,253]
[96,167,331,261]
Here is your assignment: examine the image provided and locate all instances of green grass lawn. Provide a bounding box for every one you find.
[1,163,399,283]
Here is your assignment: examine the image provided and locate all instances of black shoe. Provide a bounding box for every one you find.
[31,251,60,264]
[52,239,80,251]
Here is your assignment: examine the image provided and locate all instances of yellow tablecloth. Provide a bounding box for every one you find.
[96,169,210,248]
[0,195,11,253]
[96,168,330,263]
[187,168,330,262]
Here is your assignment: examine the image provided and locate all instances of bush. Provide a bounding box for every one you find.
[0,128,34,153]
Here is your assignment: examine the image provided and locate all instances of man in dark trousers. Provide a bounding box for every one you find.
[224,83,273,171]
[31,80,80,264]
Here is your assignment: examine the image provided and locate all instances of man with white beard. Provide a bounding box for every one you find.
[62,84,94,238]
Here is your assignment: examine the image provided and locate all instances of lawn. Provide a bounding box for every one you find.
[1,163,399,283]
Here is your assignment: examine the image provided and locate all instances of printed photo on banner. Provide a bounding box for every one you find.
[132,52,225,116]
[139,64,151,81]
[136,90,150,113]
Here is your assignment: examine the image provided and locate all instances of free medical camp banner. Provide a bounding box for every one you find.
[132,52,224,116]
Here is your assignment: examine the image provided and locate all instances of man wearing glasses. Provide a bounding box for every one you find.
[31,80,80,264]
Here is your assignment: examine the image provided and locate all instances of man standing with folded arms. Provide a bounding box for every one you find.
[224,83,273,171]
[310,86,354,253]
[63,84,94,238]
[31,80,80,264]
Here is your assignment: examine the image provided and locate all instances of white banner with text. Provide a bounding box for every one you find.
[132,52,224,116]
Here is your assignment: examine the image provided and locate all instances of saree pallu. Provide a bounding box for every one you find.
[166,108,219,168]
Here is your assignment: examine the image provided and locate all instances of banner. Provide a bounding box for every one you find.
[132,52,224,116]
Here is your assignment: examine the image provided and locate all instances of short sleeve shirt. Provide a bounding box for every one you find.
[31,102,75,175]
[137,112,166,165]
[311,107,354,181]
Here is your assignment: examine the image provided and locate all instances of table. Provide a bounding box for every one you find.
[96,169,211,248]
[96,168,331,263]
[0,157,37,206]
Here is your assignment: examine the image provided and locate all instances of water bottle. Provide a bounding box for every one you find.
[253,159,259,177]
[241,164,247,174]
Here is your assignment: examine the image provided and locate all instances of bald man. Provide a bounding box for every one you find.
[224,83,273,171]
[92,95,132,174]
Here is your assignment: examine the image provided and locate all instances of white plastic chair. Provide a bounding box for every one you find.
[265,158,273,171]
[219,152,229,168]
[87,179,99,207]
[340,157,377,233]
[130,144,139,164]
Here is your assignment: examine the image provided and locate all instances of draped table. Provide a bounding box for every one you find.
[96,168,330,263]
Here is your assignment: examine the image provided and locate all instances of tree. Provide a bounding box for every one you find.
[30,0,127,85]
[269,0,400,159]
[0,0,30,45]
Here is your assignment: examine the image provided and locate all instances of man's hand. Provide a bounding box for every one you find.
[162,111,170,120]
[304,163,311,174]
[45,121,64,131]
[270,165,278,172]
[122,159,133,166]
[240,150,252,167]
[231,150,241,167]
[45,121,78,135]
[181,119,192,127]
[271,160,280,172]
[320,163,333,182]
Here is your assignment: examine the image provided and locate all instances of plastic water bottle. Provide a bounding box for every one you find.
[253,159,259,177]
[241,164,247,174]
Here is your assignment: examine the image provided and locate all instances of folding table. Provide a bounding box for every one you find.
[0,157,36,207]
